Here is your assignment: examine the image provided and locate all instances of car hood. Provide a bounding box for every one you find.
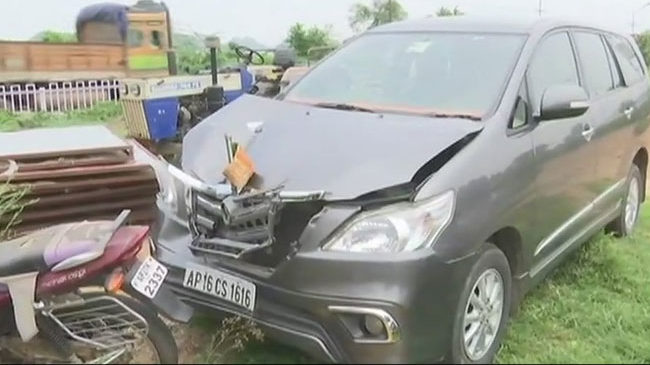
[182,95,482,200]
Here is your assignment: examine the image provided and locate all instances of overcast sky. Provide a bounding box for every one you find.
[2,0,650,46]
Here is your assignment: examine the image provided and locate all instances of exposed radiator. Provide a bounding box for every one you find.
[120,100,150,140]
[189,188,282,259]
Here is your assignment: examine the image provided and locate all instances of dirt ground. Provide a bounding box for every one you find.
[166,322,207,364]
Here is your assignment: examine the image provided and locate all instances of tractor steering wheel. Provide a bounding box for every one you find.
[233,45,265,65]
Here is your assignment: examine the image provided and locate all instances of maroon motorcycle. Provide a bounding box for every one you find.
[0,210,192,364]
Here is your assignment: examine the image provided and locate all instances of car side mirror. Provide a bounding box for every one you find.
[539,84,589,121]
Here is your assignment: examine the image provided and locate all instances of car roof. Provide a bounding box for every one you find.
[368,15,626,37]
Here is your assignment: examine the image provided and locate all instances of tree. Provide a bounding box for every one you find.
[39,30,77,43]
[349,0,408,32]
[286,23,335,57]
[635,32,650,66]
[436,6,464,17]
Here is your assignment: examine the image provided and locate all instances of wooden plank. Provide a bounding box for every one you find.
[14,208,156,234]
[27,171,158,194]
[0,126,131,160]
[9,151,131,172]
[4,162,150,182]
[26,185,157,207]
[14,196,157,223]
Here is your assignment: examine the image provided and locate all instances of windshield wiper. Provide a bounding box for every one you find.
[426,112,483,121]
[313,102,376,113]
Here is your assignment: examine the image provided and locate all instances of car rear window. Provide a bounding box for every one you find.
[573,32,614,97]
[604,38,624,88]
[283,32,526,118]
[607,35,645,85]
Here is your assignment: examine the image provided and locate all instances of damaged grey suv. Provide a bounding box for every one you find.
[150,16,650,364]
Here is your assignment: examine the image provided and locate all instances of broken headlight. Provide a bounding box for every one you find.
[128,141,188,217]
[322,191,455,253]
[159,164,189,215]
[164,165,233,216]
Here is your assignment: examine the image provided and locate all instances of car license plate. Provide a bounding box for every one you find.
[130,257,168,299]
[183,265,256,311]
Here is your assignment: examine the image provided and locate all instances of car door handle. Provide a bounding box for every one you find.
[624,106,635,120]
[582,123,594,142]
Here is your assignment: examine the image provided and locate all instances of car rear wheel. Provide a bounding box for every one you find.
[448,243,511,364]
[607,164,643,237]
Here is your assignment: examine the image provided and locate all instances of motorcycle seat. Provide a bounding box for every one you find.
[0,233,50,277]
[0,221,115,277]
[0,210,130,278]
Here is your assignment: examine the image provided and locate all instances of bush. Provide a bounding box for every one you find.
[0,183,31,240]
[0,102,122,132]
[196,315,264,363]
[635,32,650,67]
[39,30,77,43]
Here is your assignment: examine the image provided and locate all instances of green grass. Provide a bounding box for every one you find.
[0,102,124,134]
[496,205,650,364]
[203,204,650,364]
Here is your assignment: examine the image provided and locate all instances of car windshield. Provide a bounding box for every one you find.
[283,32,526,118]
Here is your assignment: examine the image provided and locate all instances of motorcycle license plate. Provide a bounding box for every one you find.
[183,264,256,312]
[131,257,168,299]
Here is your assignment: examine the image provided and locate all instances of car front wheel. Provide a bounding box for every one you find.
[449,243,511,364]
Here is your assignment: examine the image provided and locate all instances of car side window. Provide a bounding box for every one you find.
[528,32,580,115]
[607,35,645,85]
[510,80,530,130]
[604,38,624,88]
[573,32,614,97]
[511,98,528,129]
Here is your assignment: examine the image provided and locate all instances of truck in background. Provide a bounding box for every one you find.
[0,0,175,85]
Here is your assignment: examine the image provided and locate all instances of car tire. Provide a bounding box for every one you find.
[607,164,643,237]
[448,243,511,364]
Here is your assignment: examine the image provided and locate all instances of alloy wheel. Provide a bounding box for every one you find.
[625,176,640,233]
[462,268,505,361]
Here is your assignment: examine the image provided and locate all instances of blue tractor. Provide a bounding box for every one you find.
[119,42,296,161]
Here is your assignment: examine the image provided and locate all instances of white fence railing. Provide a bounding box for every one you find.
[0,80,120,113]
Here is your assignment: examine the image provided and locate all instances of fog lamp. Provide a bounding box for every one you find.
[363,314,385,336]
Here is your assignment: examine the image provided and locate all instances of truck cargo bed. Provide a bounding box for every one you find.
[0,41,127,83]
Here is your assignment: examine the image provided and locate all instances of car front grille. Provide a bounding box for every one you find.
[188,188,282,259]
[187,187,325,267]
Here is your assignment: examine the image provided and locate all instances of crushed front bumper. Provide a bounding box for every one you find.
[153,206,477,363]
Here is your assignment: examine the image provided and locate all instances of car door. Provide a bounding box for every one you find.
[571,30,629,213]
[601,34,650,201]
[526,31,599,272]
